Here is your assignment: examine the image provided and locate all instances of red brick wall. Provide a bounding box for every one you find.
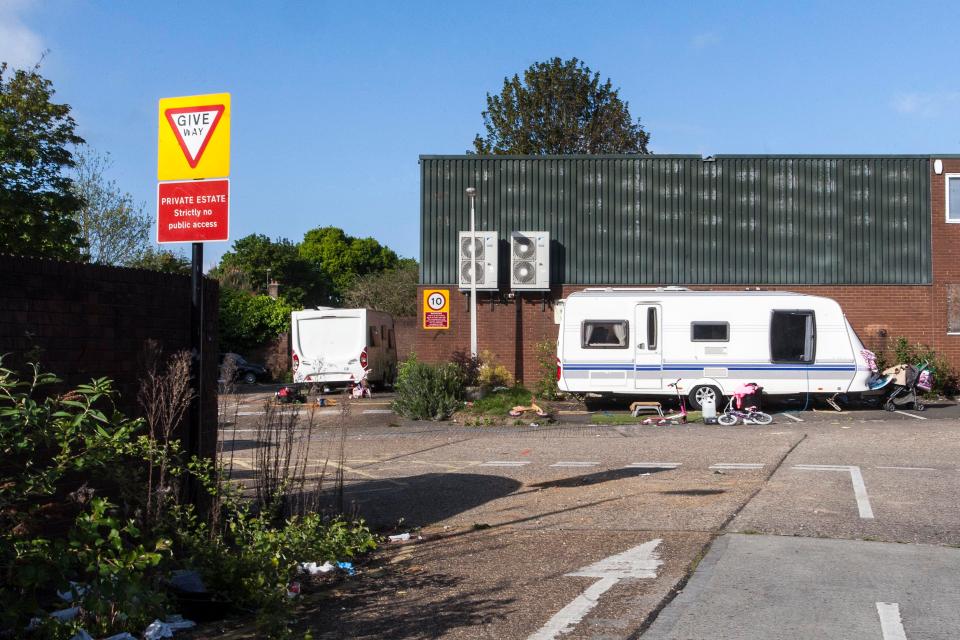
[414,159,960,381]
[394,317,418,361]
[929,158,960,366]
[0,255,220,458]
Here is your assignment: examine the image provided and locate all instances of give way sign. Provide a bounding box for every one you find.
[157,92,231,181]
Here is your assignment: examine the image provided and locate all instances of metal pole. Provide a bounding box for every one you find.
[467,188,478,358]
[189,242,204,488]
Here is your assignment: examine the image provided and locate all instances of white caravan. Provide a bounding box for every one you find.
[556,288,872,408]
[291,308,397,389]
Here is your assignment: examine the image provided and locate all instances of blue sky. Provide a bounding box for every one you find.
[2,0,957,268]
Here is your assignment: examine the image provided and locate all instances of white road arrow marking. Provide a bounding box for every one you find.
[876,602,908,640]
[527,539,662,640]
[793,464,874,518]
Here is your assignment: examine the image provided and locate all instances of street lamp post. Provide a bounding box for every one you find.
[465,187,478,358]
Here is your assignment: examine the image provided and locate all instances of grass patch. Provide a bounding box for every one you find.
[591,410,702,425]
[465,386,533,416]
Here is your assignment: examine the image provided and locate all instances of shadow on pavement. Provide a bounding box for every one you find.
[313,473,523,529]
[218,438,264,453]
[661,488,726,496]
[302,564,516,639]
[530,466,673,489]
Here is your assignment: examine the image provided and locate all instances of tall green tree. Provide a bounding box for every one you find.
[127,247,191,275]
[0,63,86,259]
[70,145,151,265]
[345,258,419,317]
[473,57,651,155]
[299,226,399,301]
[213,233,327,307]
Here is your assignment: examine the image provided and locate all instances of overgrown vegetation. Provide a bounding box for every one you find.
[0,356,376,639]
[877,337,958,396]
[477,350,513,390]
[464,386,532,416]
[533,339,560,400]
[391,356,465,420]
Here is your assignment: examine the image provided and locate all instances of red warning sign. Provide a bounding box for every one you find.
[164,105,225,168]
[157,179,229,243]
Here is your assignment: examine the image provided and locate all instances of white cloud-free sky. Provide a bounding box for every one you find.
[5,0,960,268]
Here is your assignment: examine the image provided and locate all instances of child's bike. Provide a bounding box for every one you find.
[717,397,773,425]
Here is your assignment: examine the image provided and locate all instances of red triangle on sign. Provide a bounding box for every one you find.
[164,104,225,168]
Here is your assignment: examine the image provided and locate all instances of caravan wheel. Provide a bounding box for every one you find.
[688,385,722,410]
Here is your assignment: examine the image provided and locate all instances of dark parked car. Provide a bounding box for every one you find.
[219,353,269,384]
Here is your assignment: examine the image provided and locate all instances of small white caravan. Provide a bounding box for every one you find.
[291,308,397,389]
[556,288,872,408]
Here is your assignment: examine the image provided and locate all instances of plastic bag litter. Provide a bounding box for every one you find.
[336,561,355,576]
[103,634,137,640]
[51,606,81,621]
[388,533,411,542]
[300,561,336,575]
[143,615,196,639]
[57,581,88,602]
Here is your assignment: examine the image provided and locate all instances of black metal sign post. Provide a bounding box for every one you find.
[188,241,204,501]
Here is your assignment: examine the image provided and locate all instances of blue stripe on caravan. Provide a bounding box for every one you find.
[562,363,857,372]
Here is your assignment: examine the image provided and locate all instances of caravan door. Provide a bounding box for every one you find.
[634,304,663,390]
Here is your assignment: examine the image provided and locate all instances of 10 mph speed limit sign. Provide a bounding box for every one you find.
[423,289,450,330]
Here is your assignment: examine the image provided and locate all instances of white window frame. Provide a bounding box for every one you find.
[946,174,960,223]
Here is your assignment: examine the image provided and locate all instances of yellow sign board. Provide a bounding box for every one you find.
[422,289,450,330]
[158,93,231,180]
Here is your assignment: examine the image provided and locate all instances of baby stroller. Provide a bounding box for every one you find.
[877,361,932,412]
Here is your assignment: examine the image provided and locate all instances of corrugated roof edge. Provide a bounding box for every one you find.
[419,154,942,160]
[418,154,701,160]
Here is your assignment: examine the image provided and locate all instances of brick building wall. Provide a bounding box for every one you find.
[414,160,960,382]
[0,255,220,457]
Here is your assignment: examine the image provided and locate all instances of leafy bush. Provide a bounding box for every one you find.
[0,363,166,636]
[888,337,958,395]
[533,339,560,400]
[0,360,378,639]
[392,357,465,420]
[172,495,375,637]
[219,287,294,354]
[477,350,513,389]
[449,350,481,387]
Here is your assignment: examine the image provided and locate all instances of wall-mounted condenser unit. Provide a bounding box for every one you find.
[510,231,550,290]
[458,231,498,290]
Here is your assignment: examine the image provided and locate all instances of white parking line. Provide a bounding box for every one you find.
[893,410,927,420]
[550,461,600,468]
[876,602,908,640]
[481,460,531,467]
[780,413,804,422]
[793,464,874,519]
[876,466,937,472]
[625,462,681,469]
[362,409,393,414]
[710,463,765,470]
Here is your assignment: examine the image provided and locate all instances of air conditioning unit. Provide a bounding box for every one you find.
[510,231,550,290]
[458,231,498,290]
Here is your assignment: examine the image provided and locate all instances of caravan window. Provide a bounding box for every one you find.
[368,326,379,347]
[770,310,816,364]
[691,322,729,342]
[388,329,395,349]
[582,320,629,349]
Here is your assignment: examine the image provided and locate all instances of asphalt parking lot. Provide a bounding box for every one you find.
[218,389,960,639]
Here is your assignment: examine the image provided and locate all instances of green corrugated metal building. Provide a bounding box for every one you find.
[420,155,932,286]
